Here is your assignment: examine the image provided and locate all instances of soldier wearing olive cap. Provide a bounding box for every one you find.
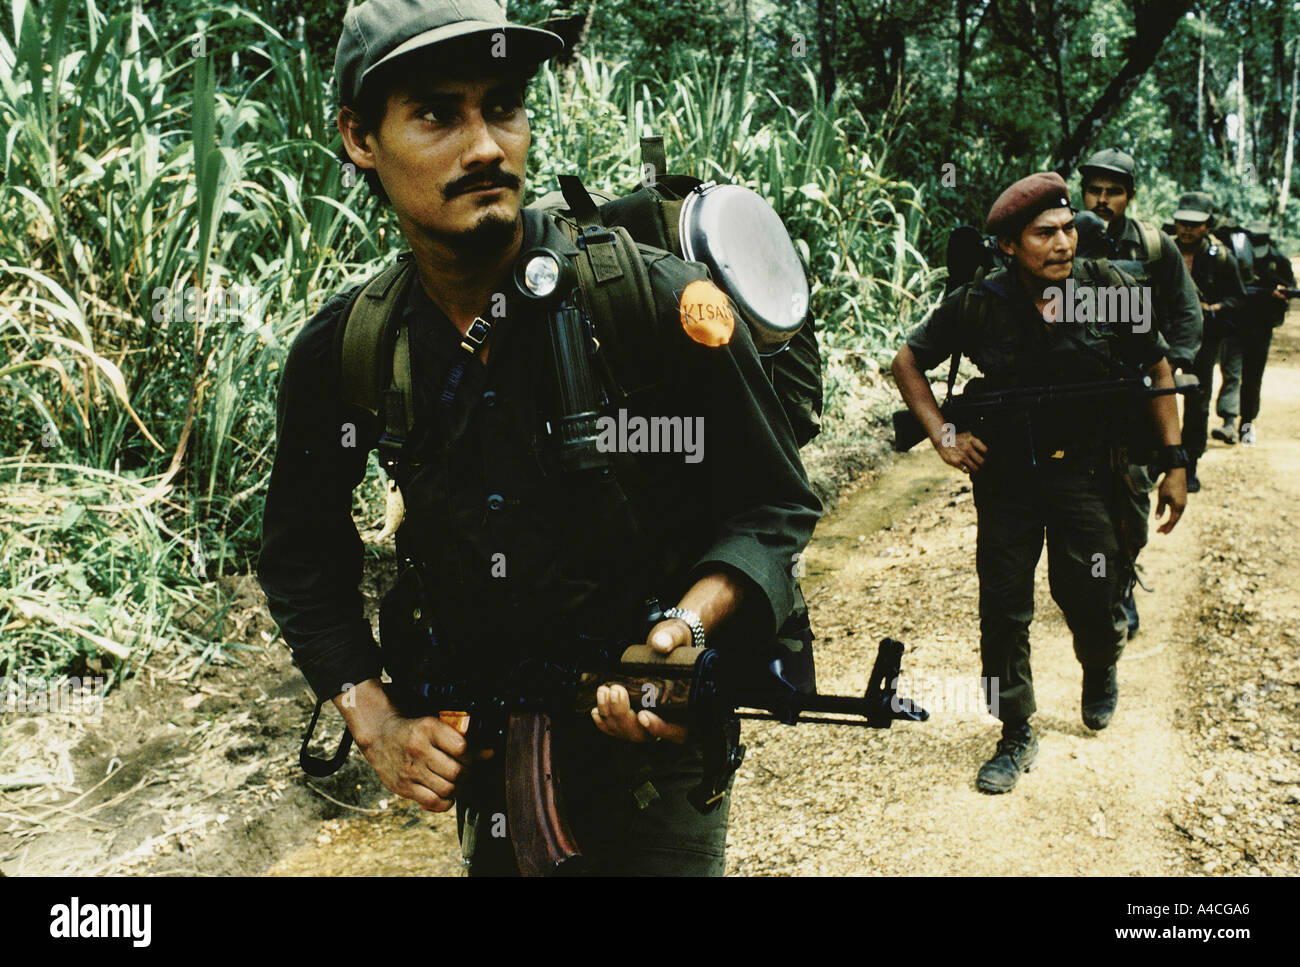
[1076,148,1202,639]
[257,0,821,875]
[1172,191,1249,485]
[892,172,1187,794]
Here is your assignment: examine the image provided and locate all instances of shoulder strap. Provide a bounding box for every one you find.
[336,254,417,472]
[1135,218,1163,264]
[640,135,667,184]
[949,269,988,401]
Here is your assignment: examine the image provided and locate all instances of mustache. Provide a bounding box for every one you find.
[444,168,521,200]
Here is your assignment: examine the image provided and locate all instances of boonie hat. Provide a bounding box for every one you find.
[1173,191,1214,223]
[1245,219,1272,238]
[986,172,1072,236]
[335,0,564,106]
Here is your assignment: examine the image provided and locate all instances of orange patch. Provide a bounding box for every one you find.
[679,279,735,346]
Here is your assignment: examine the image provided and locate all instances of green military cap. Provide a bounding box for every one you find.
[1245,219,1272,238]
[335,0,564,107]
[1079,147,1136,187]
[1173,191,1214,223]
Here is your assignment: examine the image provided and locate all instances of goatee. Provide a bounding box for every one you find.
[441,211,520,261]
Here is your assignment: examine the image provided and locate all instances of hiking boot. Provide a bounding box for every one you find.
[1240,422,1257,446]
[975,722,1038,794]
[1119,583,1139,640]
[1186,459,1201,493]
[1082,664,1119,731]
[1211,418,1238,445]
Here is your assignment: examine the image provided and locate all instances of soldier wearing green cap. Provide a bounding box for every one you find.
[1078,148,1202,368]
[892,172,1187,795]
[1077,148,1202,638]
[1172,191,1249,486]
[256,0,822,876]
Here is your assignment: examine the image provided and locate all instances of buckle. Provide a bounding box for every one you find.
[577,226,616,248]
[459,317,492,355]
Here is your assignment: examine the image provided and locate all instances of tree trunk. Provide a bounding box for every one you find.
[1280,39,1298,216]
[742,0,750,64]
[1270,1,1287,180]
[1052,0,1194,175]
[954,0,968,129]
[816,0,839,102]
[1236,50,1247,176]
[1196,11,1205,137]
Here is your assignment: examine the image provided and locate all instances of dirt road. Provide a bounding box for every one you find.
[5,301,1297,877]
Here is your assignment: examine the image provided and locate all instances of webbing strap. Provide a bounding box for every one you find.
[558,174,624,283]
[640,135,666,184]
[339,256,416,422]
[558,174,603,230]
[299,697,354,778]
[440,359,467,409]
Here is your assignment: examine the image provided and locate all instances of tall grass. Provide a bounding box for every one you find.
[0,1,939,682]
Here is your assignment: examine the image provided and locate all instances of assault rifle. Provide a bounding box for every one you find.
[1246,285,1300,299]
[379,638,927,876]
[892,373,1200,459]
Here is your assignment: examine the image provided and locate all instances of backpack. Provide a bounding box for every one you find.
[334,137,823,497]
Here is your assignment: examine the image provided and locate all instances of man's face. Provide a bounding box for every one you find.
[1000,207,1077,285]
[1174,220,1209,247]
[1081,174,1130,224]
[348,74,530,252]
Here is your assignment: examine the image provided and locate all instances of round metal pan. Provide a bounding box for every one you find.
[679,182,809,354]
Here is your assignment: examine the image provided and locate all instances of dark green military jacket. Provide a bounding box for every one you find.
[257,209,822,700]
[1246,242,1295,329]
[1182,236,1248,323]
[905,261,1167,471]
[1107,214,1202,369]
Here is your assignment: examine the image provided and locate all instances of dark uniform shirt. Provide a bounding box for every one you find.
[1184,236,1248,324]
[905,261,1167,470]
[257,210,822,700]
[1107,214,1202,369]
[1247,243,1295,328]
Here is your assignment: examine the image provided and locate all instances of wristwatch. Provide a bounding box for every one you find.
[1156,445,1189,472]
[663,607,706,649]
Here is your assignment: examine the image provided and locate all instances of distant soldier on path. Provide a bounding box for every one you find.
[1077,148,1201,639]
[1173,191,1248,489]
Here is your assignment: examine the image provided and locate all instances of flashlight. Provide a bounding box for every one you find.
[512,246,608,473]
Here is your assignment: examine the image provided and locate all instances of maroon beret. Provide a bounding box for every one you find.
[985,172,1072,236]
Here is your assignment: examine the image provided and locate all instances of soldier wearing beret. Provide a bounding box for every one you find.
[1173,191,1249,487]
[891,172,1187,794]
[1077,148,1202,638]
[256,0,821,874]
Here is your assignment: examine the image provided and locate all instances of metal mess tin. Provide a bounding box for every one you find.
[678,182,809,354]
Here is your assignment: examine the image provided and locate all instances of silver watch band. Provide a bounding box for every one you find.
[663,607,705,649]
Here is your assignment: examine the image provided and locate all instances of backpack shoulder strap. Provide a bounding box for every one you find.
[335,254,417,467]
[1134,218,1163,264]
[948,266,994,399]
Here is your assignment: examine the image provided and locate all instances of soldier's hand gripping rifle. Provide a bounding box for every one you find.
[386,637,928,876]
[893,373,1201,457]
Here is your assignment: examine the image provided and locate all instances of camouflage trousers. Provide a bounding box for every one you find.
[973,457,1129,724]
